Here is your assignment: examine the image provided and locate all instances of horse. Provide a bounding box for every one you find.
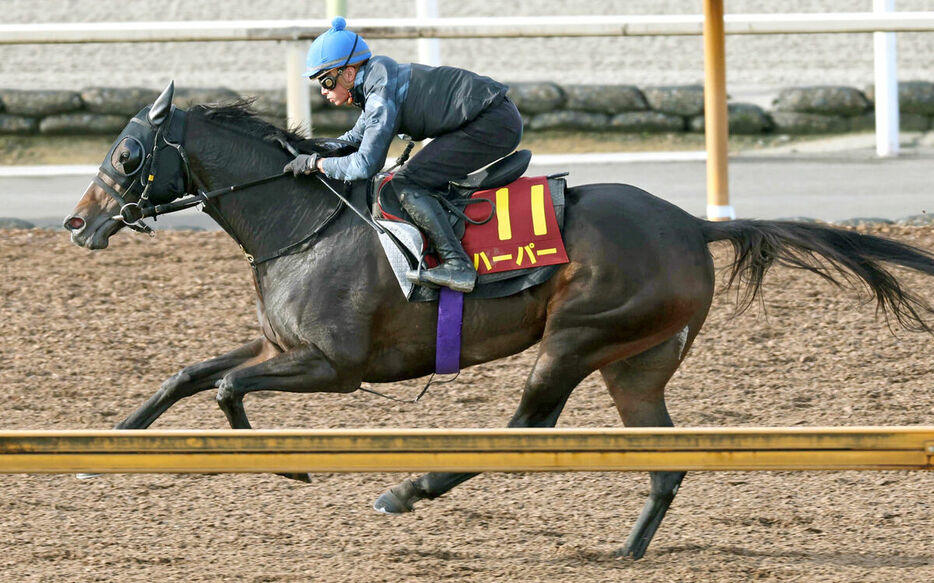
[63,83,934,560]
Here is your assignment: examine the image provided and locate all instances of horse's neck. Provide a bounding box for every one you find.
[184,116,343,259]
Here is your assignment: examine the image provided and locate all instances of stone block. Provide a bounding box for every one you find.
[609,111,684,133]
[174,87,241,109]
[80,87,160,116]
[898,81,934,115]
[774,217,826,224]
[243,88,327,118]
[0,218,35,229]
[834,217,894,227]
[0,89,83,116]
[900,113,931,132]
[896,213,934,226]
[0,114,38,134]
[39,113,130,135]
[689,103,770,134]
[773,86,870,116]
[311,108,359,131]
[244,90,287,118]
[865,81,934,115]
[506,82,565,115]
[849,111,931,132]
[770,112,849,134]
[643,85,704,117]
[562,85,647,114]
[527,110,610,131]
[849,112,875,132]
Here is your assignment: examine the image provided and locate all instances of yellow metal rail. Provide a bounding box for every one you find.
[0,427,932,474]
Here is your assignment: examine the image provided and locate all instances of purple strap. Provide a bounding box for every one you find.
[435,287,464,374]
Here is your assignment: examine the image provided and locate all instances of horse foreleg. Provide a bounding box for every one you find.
[74,338,277,480]
[374,345,588,514]
[213,343,359,482]
[115,337,275,430]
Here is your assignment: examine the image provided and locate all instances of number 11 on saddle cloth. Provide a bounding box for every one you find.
[462,176,569,275]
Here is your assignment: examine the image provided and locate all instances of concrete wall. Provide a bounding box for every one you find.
[2,1,933,109]
[3,82,932,136]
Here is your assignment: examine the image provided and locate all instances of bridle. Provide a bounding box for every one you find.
[99,106,293,236]
[95,98,414,268]
[95,106,194,234]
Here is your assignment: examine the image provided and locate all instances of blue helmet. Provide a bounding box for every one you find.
[305,17,371,78]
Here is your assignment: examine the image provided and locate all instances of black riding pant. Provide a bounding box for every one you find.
[394,96,523,192]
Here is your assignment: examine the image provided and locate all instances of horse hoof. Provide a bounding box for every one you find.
[614,542,647,561]
[76,473,102,480]
[278,472,313,483]
[373,480,420,514]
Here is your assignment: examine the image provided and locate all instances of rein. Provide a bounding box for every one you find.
[121,145,389,245]
[107,111,416,269]
[273,136,389,236]
[119,170,291,225]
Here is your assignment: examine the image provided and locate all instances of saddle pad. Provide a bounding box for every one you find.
[462,176,569,275]
[372,174,568,302]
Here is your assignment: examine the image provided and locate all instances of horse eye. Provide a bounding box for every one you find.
[111,137,143,175]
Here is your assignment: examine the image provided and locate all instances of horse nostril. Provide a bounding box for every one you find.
[64,216,86,231]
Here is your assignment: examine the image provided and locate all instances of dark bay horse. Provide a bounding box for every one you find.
[64,84,934,559]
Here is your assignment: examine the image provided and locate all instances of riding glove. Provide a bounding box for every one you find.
[283,153,321,176]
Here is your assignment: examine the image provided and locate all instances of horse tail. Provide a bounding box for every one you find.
[698,218,934,332]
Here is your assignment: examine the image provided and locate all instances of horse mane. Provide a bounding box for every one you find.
[190,99,305,144]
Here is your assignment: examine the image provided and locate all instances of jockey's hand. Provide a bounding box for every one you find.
[283,153,320,176]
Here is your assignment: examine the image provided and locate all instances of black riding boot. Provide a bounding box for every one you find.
[398,183,477,293]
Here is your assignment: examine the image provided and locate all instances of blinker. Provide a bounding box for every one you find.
[111,136,144,176]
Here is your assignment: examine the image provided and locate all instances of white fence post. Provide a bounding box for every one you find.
[873,0,900,157]
[286,42,312,137]
[416,0,441,65]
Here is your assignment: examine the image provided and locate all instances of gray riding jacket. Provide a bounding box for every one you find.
[320,55,508,182]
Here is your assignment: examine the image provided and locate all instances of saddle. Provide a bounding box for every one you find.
[371,150,569,302]
[373,149,536,239]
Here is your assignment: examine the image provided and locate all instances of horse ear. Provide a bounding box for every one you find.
[148,80,175,127]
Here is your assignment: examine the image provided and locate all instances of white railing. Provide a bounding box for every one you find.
[0,13,931,149]
[1,13,933,43]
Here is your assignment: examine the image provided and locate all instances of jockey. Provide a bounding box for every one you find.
[284,16,523,294]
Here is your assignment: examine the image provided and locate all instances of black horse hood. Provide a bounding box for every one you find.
[100,105,189,206]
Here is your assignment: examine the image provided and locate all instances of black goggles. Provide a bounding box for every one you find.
[312,33,360,91]
[317,68,344,91]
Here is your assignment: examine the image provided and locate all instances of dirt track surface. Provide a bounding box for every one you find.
[1,227,933,582]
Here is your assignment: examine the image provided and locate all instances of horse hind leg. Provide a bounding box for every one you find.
[601,325,698,560]
[373,341,593,514]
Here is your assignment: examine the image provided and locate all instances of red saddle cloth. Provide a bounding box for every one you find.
[462,176,569,275]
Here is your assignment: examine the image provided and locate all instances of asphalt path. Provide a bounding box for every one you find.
[2,148,932,231]
[540,150,934,222]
